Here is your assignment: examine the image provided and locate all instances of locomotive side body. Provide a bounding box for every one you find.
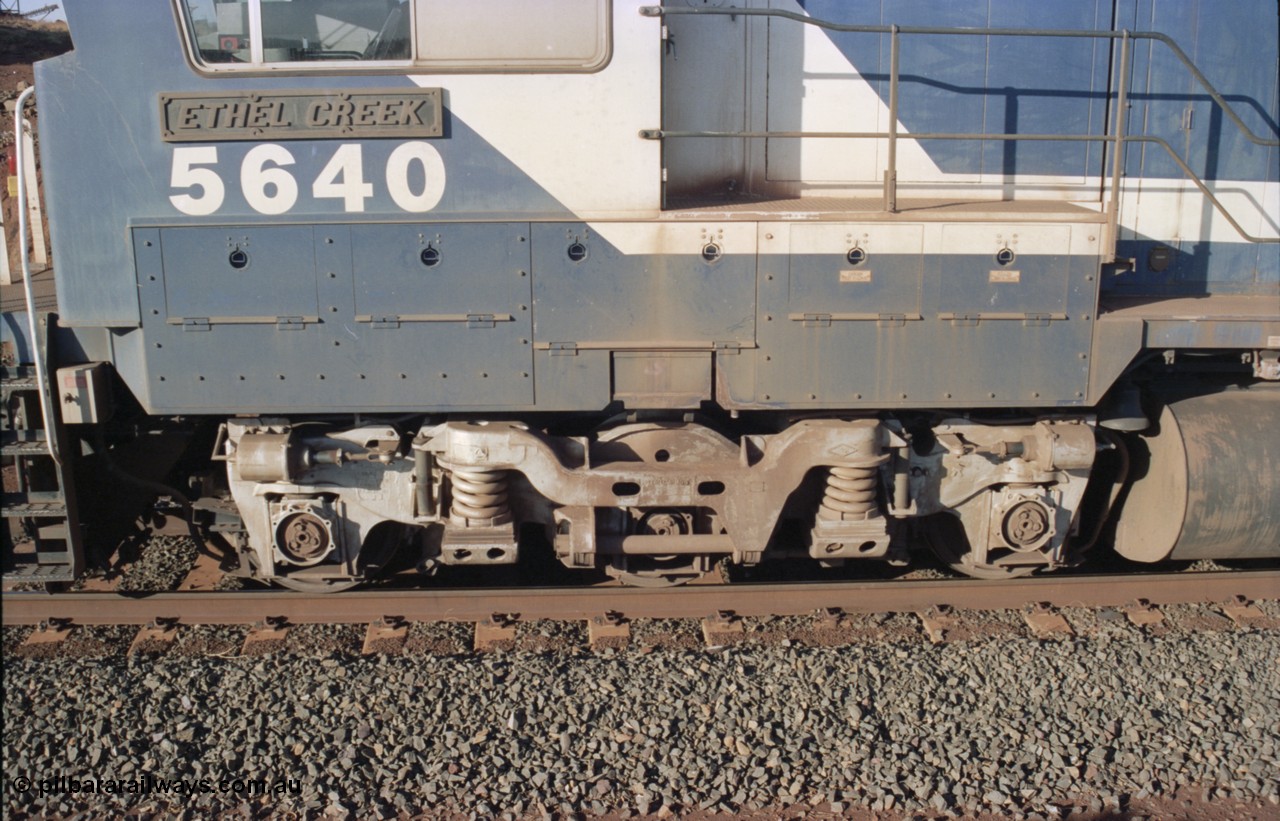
[5,0,1277,588]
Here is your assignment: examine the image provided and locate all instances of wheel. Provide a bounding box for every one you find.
[922,513,1038,580]
[610,555,706,588]
[275,576,361,593]
[272,521,405,592]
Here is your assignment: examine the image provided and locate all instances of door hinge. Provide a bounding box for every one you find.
[549,342,578,356]
[276,316,306,330]
[370,315,401,329]
[182,317,211,332]
[467,313,496,329]
[802,313,832,328]
[877,313,906,328]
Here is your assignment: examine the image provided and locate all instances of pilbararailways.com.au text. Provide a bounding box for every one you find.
[10,773,302,797]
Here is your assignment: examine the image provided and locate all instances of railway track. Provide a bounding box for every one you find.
[5,569,1275,628]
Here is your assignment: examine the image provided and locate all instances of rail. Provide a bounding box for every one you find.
[3,570,1277,625]
[12,87,60,464]
[638,6,1280,248]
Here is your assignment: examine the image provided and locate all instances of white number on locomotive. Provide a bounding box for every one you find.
[168,142,446,216]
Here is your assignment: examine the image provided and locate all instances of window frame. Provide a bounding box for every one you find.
[174,0,614,76]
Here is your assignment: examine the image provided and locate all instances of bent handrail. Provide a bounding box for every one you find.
[641,5,1279,148]
[13,87,60,464]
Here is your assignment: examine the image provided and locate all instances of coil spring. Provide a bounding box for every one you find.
[820,464,877,520]
[450,467,511,525]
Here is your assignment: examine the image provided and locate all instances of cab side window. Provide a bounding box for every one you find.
[181,0,607,71]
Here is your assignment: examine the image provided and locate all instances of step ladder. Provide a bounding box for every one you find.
[3,86,83,586]
[2,359,84,585]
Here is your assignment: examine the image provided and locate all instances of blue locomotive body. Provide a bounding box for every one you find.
[3,0,1277,588]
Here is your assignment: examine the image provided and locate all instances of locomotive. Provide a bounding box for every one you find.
[3,0,1277,590]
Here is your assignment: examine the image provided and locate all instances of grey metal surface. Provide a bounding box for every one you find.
[530,223,756,350]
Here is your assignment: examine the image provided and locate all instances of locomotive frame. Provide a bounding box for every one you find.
[3,0,1278,590]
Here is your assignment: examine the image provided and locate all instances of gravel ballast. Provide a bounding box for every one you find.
[4,609,1278,819]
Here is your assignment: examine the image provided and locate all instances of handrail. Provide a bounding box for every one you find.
[13,87,61,465]
[640,5,1280,248]
[640,6,1279,148]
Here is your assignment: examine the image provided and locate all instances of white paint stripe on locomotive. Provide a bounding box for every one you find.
[582,221,760,256]
[405,0,1276,254]
[774,222,1102,256]
[1119,180,1280,244]
[762,0,948,186]
[408,0,661,240]
[769,0,1279,247]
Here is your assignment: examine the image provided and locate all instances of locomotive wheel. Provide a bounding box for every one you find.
[272,522,405,592]
[612,556,705,588]
[921,514,1038,580]
[276,576,362,593]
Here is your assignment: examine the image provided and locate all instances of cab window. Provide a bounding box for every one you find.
[180,0,609,71]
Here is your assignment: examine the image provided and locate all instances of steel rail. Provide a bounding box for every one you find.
[3,571,1276,626]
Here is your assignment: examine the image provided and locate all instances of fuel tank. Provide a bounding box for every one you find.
[1114,387,1279,562]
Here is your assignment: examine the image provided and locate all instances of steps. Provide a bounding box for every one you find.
[2,356,83,585]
